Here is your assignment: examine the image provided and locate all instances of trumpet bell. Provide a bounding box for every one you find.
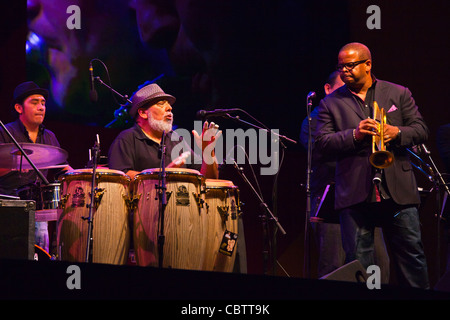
[369,150,394,169]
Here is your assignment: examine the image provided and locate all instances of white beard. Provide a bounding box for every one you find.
[148,114,173,133]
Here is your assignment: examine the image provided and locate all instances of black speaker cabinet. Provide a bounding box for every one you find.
[0,199,36,260]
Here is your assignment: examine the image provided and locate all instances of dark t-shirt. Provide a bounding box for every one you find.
[108,124,202,173]
[0,119,62,196]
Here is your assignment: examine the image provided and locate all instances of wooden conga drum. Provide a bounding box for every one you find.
[203,179,240,272]
[57,168,131,264]
[132,168,206,270]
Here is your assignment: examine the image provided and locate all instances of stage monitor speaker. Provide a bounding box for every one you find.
[320,260,367,283]
[0,199,36,260]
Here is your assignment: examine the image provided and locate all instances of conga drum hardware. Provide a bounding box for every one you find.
[192,192,205,208]
[60,193,69,210]
[88,187,106,210]
[217,206,229,221]
[123,193,141,211]
[151,189,173,202]
[59,187,105,210]
[205,183,242,221]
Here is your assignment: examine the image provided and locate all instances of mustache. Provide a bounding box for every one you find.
[164,112,173,121]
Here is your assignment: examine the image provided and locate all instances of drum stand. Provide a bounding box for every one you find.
[156,131,168,268]
[84,135,100,263]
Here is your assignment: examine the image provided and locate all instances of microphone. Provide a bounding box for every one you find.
[89,62,98,102]
[196,108,239,119]
[373,170,382,185]
[307,91,316,100]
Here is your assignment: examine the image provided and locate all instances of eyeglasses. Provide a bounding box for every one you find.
[336,59,368,71]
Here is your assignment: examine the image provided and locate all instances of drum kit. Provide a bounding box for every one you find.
[0,142,242,273]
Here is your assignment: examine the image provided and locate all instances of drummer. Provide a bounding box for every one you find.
[108,83,220,179]
[0,81,72,253]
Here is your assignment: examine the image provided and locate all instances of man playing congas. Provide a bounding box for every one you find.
[107,83,220,179]
[107,83,226,271]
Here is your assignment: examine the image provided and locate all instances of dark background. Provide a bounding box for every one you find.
[1,0,450,287]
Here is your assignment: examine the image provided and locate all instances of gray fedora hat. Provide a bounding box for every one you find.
[129,83,176,118]
[12,81,49,106]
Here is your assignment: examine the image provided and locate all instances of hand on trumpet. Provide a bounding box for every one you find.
[354,118,400,144]
[353,118,378,141]
[382,124,400,144]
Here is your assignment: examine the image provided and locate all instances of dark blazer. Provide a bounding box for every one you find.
[315,79,428,210]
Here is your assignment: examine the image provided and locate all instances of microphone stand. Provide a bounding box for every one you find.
[220,111,293,275]
[157,131,168,268]
[92,76,133,128]
[221,111,297,146]
[407,148,434,183]
[231,159,286,274]
[304,94,315,279]
[421,145,450,215]
[0,120,49,186]
[84,134,100,263]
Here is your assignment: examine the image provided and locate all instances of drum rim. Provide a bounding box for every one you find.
[61,168,130,181]
[205,179,237,189]
[135,167,203,180]
[205,185,238,190]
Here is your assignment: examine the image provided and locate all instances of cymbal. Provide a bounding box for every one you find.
[0,143,68,170]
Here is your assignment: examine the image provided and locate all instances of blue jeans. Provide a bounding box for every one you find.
[340,200,429,289]
[35,221,49,253]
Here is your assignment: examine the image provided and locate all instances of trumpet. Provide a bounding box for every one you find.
[369,101,394,169]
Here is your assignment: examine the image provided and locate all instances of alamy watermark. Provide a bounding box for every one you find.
[367,5,381,30]
[66,5,81,30]
[64,263,381,291]
[172,121,280,176]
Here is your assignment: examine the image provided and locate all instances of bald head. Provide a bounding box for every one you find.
[337,42,372,90]
[339,42,372,61]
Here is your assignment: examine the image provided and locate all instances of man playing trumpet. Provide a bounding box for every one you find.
[315,42,429,288]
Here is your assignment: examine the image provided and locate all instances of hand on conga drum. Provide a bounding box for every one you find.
[167,151,191,168]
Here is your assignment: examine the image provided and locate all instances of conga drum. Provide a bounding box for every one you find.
[57,168,131,264]
[203,179,240,272]
[132,168,206,270]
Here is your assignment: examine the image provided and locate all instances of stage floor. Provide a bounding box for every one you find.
[1,258,449,301]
